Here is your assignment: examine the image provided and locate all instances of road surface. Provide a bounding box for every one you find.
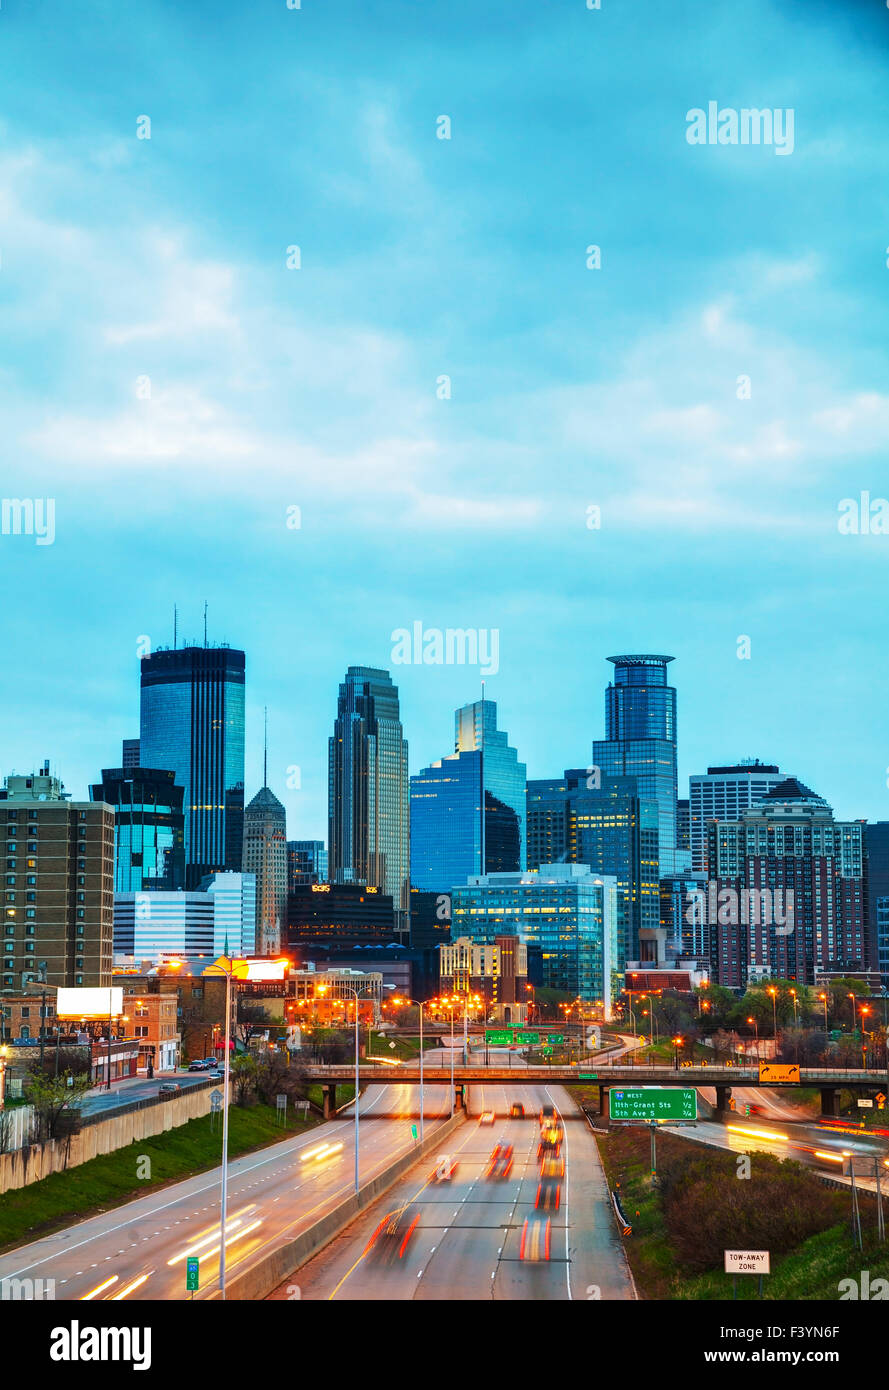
[0,1076,454,1302]
[276,1071,634,1302]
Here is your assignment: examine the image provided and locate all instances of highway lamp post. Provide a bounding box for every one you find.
[849,993,857,1036]
[768,987,778,1044]
[392,996,427,1143]
[673,1036,682,1070]
[747,1016,759,1062]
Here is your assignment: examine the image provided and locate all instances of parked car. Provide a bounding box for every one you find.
[159,1082,181,1095]
[188,1061,208,1072]
[202,1056,218,1067]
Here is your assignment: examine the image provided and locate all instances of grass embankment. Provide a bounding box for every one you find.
[366,1033,438,1061]
[306,1084,356,1110]
[0,1102,319,1255]
[594,1125,889,1300]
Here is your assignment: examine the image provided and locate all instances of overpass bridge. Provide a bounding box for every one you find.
[303,1062,889,1119]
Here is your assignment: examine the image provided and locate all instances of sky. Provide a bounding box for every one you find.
[1,0,888,841]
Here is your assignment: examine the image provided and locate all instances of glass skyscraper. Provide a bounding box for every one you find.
[526,769,659,966]
[450,863,618,1012]
[410,699,526,893]
[243,785,287,956]
[139,644,246,890]
[287,840,328,889]
[90,766,185,893]
[593,654,678,877]
[328,666,410,933]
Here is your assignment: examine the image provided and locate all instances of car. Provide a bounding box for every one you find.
[519,1216,551,1262]
[202,1056,218,1067]
[430,1154,459,1181]
[478,1110,495,1125]
[484,1144,514,1179]
[188,1061,208,1072]
[537,1129,562,1159]
[158,1082,181,1095]
[510,1102,525,1119]
[539,1154,565,1179]
[364,1206,421,1262]
[535,1177,561,1212]
[539,1104,556,1127]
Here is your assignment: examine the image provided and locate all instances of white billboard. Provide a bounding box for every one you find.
[56,986,124,1021]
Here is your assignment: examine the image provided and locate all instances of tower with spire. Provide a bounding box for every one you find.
[242,708,288,955]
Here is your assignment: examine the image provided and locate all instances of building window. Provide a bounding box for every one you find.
[135,1026,148,1038]
[26,893,36,903]
[25,925,35,936]
[76,925,84,936]
[76,975,83,984]
[26,876,36,886]
[75,958,84,969]
[25,943,35,953]
[77,909,85,919]
[25,910,36,920]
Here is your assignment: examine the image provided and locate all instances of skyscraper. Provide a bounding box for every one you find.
[592,654,678,877]
[525,769,659,966]
[863,822,889,981]
[243,787,287,956]
[287,840,328,889]
[139,644,245,890]
[90,766,185,893]
[689,761,784,872]
[328,666,410,933]
[410,699,526,892]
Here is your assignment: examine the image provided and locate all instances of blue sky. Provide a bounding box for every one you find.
[1,0,888,840]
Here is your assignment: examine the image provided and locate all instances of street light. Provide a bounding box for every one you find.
[818,992,829,1035]
[340,982,375,1195]
[747,1016,759,1061]
[391,996,430,1142]
[767,986,778,1040]
[198,953,288,1299]
[849,993,857,1035]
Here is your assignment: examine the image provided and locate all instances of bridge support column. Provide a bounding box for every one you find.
[598,1086,610,1121]
[820,1087,840,1118]
[454,1084,465,1111]
[321,1083,336,1119]
[713,1085,731,1119]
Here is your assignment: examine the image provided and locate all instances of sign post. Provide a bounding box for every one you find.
[724,1249,769,1300]
[186,1256,199,1298]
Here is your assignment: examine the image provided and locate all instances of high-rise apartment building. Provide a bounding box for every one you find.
[689,761,783,872]
[139,644,246,890]
[863,822,889,982]
[1,773,115,990]
[287,840,328,890]
[526,770,659,967]
[90,767,185,892]
[328,667,410,933]
[705,778,866,988]
[592,654,678,876]
[242,785,287,955]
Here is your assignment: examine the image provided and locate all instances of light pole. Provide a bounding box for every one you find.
[391,996,428,1142]
[768,986,778,1042]
[747,1016,759,1061]
[849,993,857,1035]
[818,992,829,1035]
[341,983,375,1194]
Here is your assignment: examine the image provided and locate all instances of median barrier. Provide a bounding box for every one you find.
[215,1109,467,1301]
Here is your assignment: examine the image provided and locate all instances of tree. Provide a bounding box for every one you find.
[25,1070,92,1142]
[230,1053,258,1106]
[255,1051,309,1107]
[236,1000,272,1046]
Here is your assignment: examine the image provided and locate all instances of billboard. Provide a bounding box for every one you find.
[56,987,124,1021]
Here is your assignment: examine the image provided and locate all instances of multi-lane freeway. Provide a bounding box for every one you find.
[0,1074,455,1302]
[271,1062,634,1302]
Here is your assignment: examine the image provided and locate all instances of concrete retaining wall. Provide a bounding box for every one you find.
[0,1083,216,1194]
[216,1110,467,1301]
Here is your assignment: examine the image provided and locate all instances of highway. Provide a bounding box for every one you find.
[275,1064,635,1302]
[0,1074,454,1302]
[662,1110,889,1188]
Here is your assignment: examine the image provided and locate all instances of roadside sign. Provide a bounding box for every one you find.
[186,1257,199,1291]
[514,1031,540,1045]
[485,1030,514,1045]
[758,1062,800,1084]
[210,1089,223,1112]
[724,1250,769,1275]
[410,1123,418,1141]
[548,1033,566,1044]
[610,1088,697,1121]
[857,1099,874,1108]
[578,1073,598,1081]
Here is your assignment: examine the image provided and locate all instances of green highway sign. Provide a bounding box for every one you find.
[514,1031,540,1045]
[186,1257,199,1292]
[485,1030,514,1045]
[610,1088,697,1121]
[579,1073,598,1080]
[548,1033,565,1044]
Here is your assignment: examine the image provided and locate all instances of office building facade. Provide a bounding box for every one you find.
[139,644,246,890]
[328,667,410,932]
[113,870,256,968]
[287,840,328,890]
[90,767,185,893]
[592,654,678,877]
[689,761,784,872]
[864,822,889,983]
[450,863,618,1012]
